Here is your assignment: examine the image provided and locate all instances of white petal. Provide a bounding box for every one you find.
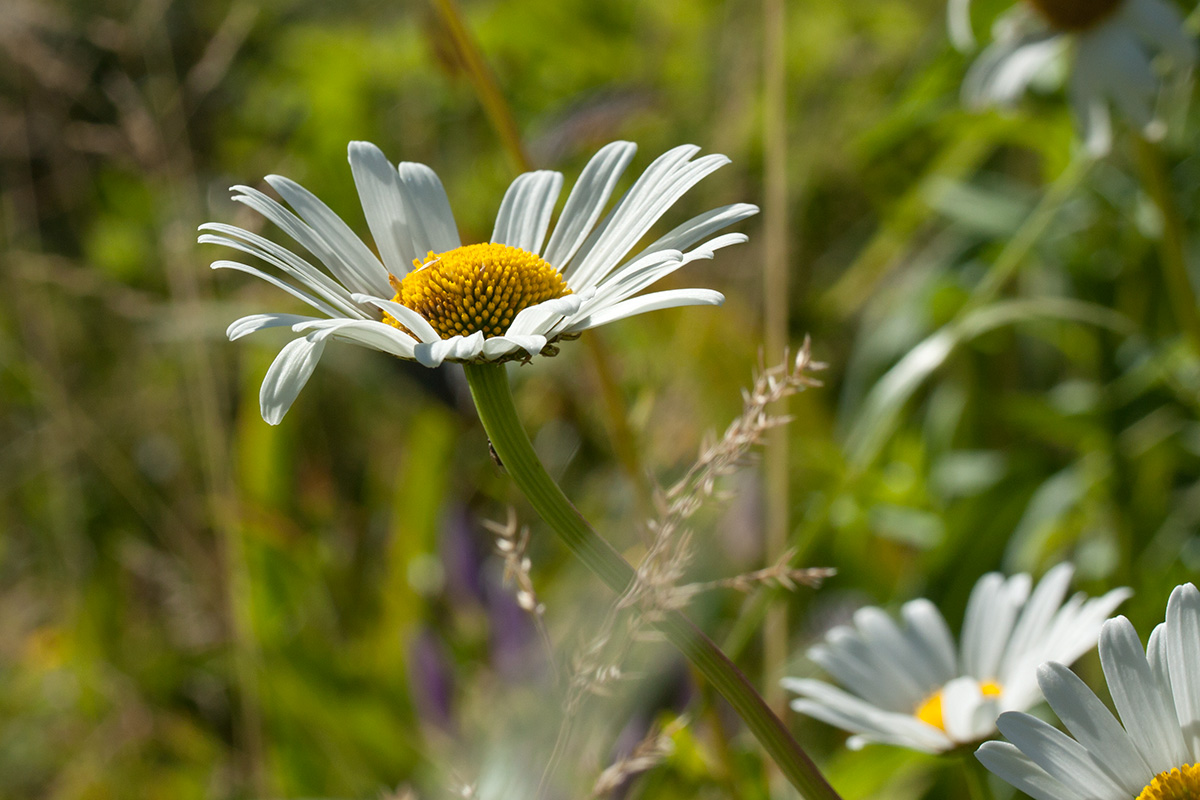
[784,678,951,752]
[481,334,546,359]
[808,631,908,711]
[397,162,460,255]
[996,711,1125,797]
[1038,662,1152,795]
[637,203,759,259]
[942,677,988,742]
[566,146,730,291]
[199,223,365,316]
[348,141,418,275]
[976,741,1087,800]
[854,607,942,699]
[901,599,958,684]
[210,259,344,319]
[962,32,1064,110]
[264,174,392,296]
[563,288,724,334]
[1166,583,1200,759]
[227,313,318,341]
[1002,563,1075,675]
[1100,616,1189,774]
[585,233,745,314]
[542,141,637,269]
[491,170,563,255]
[506,291,591,338]
[948,0,976,51]
[231,185,381,297]
[292,318,418,359]
[352,294,442,343]
[260,332,329,425]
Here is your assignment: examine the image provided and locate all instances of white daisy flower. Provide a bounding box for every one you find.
[952,0,1196,154]
[782,564,1131,753]
[976,582,1200,800]
[201,141,757,424]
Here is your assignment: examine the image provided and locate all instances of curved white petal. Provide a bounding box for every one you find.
[292,318,418,359]
[264,173,391,296]
[227,313,318,341]
[808,632,909,711]
[901,599,958,684]
[638,203,760,259]
[397,162,460,255]
[231,185,382,297]
[260,332,329,425]
[507,290,592,338]
[491,170,563,255]
[1038,662,1152,795]
[564,288,724,334]
[1100,615,1189,774]
[199,223,365,316]
[784,678,951,752]
[1165,583,1200,759]
[948,0,976,51]
[352,294,443,343]
[210,259,344,319]
[348,140,418,275]
[996,711,1125,797]
[567,146,730,291]
[942,677,989,742]
[482,334,546,359]
[976,741,1088,800]
[854,606,941,702]
[542,141,637,269]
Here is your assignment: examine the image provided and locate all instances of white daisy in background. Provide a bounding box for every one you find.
[977,582,1200,800]
[782,564,1131,753]
[201,141,757,424]
[950,0,1197,154]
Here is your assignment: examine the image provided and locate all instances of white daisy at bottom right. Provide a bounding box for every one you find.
[976,582,1200,800]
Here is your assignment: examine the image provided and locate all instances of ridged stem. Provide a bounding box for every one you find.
[464,361,842,800]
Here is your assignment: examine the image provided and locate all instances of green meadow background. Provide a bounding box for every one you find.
[2,0,1198,797]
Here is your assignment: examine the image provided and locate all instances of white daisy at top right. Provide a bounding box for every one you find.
[951,0,1197,155]
[976,582,1200,800]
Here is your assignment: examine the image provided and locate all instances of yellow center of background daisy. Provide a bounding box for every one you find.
[385,243,571,340]
[1024,0,1124,31]
[1137,764,1200,800]
[915,681,1003,732]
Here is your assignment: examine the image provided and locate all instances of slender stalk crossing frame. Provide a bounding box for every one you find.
[464,361,843,800]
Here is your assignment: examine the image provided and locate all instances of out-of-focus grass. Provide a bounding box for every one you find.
[2,0,1199,797]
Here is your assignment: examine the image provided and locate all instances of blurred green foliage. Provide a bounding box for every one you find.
[2,0,1199,797]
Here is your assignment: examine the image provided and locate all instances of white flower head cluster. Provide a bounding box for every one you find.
[951,0,1197,154]
[202,141,756,424]
[978,582,1200,800]
[783,564,1130,753]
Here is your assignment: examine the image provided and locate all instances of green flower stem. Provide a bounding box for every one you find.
[464,361,842,800]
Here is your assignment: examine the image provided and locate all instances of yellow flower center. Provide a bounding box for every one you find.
[384,243,571,340]
[1137,764,1200,800]
[1024,0,1125,31]
[915,681,1003,732]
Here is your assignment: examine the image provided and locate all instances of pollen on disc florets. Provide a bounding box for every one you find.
[384,242,571,340]
[1024,0,1125,31]
[1137,763,1200,800]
